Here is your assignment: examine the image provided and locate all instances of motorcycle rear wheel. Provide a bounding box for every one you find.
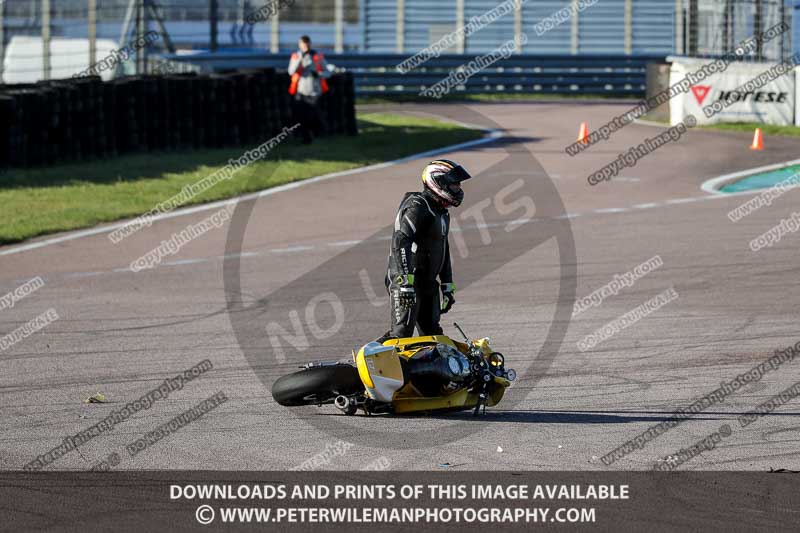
[272,364,364,406]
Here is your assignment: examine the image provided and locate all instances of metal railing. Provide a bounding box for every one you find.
[164,52,666,97]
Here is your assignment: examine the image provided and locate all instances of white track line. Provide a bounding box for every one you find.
[63,271,103,279]
[594,208,629,214]
[0,193,748,286]
[0,129,503,258]
[665,197,700,204]
[8,120,790,282]
[163,258,208,267]
[270,245,315,254]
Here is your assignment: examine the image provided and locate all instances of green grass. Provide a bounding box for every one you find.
[698,122,800,137]
[0,113,483,245]
[637,116,669,125]
[357,92,639,105]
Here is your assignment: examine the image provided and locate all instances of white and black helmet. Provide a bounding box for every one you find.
[421,159,472,207]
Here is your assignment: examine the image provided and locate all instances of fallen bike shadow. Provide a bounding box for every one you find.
[392,409,759,424]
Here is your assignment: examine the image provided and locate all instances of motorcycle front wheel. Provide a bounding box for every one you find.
[272,364,364,406]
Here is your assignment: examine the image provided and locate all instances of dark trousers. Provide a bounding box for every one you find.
[292,94,325,143]
[386,278,443,338]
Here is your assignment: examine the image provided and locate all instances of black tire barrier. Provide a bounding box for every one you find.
[0,69,357,169]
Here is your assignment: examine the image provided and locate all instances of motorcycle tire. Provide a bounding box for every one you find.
[272,364,364,406]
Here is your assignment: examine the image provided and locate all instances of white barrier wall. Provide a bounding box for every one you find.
[3,36,122,83]
[669,57,796,127]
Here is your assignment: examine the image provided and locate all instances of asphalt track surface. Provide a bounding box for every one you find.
[2,101,800,471]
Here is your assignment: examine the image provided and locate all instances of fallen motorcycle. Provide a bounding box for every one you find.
[272,323,516,416]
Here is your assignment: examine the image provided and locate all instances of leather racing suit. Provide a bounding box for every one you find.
[384,189,454,338]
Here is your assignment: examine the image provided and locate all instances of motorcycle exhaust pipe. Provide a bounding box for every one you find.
[335,395,359,415]
[335,395,351,409]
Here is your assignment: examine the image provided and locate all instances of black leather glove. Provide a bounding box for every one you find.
[310,70,319,78]
[440,283,456,314]
[394,274,416,310]
[398,285,416,310]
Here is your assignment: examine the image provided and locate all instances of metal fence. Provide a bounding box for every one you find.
[0,0,359,52]
[0,1,795,85]
[363,0,677,55]
[683,0,793,61]
[165,51,663,97]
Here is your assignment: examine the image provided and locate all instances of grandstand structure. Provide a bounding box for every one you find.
[363,0,674,55]
[0,1,795,86]
[0,1,793,55]
[364,0,793,60]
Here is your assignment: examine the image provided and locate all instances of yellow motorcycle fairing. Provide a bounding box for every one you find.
[355,342,404,402]
[354,334,511,414]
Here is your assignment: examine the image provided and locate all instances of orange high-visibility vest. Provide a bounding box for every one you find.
[289,51,329,95]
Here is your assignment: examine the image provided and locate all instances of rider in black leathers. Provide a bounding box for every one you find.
[378,159,472,342]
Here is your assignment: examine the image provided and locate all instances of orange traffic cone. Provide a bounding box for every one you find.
[750,128,764,151]
[577,122,589,144]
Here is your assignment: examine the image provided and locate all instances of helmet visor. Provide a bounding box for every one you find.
[442,165,472,185]
[446,182,463,195]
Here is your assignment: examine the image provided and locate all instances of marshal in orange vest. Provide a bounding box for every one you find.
[288,51,329,96]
